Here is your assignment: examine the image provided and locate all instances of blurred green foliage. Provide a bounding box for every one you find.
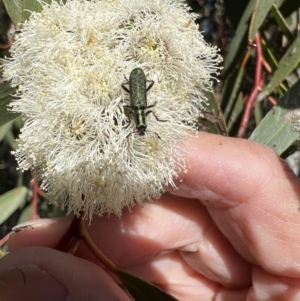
[0,0,300,299]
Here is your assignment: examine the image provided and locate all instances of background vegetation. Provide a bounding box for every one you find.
[0,0,299,292]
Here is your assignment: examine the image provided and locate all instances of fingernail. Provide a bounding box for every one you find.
[0,265,68,301]
[178,182,221,200]
[12,218,62,233]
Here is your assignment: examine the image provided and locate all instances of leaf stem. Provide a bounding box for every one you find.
[78,214,116,272]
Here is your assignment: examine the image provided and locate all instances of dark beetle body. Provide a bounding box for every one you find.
[122,68,157,136]
[129,68,148,110]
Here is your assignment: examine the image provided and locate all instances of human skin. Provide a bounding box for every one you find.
[1,132,300,300]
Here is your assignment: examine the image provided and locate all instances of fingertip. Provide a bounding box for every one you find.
[0,247,131,301]
[0,264,68,301]
[8,216,73,251]
[249,267,300,301]
[175,132,284,204]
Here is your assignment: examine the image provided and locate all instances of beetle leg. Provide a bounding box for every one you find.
[145,101,157,109]
[121,83,130,93]
[146,80,154,91]
[125,112,136,139]
[154,132,161,139]
[145,110,167,122]
[126,130,135,139]
[123,107,134,130]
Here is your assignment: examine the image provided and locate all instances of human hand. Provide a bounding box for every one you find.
[1,132,300,301]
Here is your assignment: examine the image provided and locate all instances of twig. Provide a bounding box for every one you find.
[237,33,263,138]
[78,214,116,271]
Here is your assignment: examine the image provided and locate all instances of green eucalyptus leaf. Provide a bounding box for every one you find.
[199,90,228,136]
[115,268,179,301]
[227,92,244,134]
[271,4,294,43]
[0,79,19,126]
[17,204,33,224]
[0,186,27,224]
[3,0,64,24]
[0,119,13,141]
[222,62,246,122]
[222,0,256,77]
[258,34,300,101]
[249,79,300,157]
[254,98,263,126]
[248,0,275,43]
[260,40,288,95]
[0,1,12,45]
[2,0,22,25]
[0,244,9,257]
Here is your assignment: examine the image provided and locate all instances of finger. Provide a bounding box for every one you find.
[247,266,300,301]
[8,214,246,298]
[175,132,300,278]
[0,246,131,301]
[8,196,252,289]
[126,251,221,301]
[9,199,208,265]
[8,217,73,249]
[77,195,251,288]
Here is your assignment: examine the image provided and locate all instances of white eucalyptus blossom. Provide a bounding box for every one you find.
[3,0,222,220]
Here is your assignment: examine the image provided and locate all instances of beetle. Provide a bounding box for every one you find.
[121,68,166,136]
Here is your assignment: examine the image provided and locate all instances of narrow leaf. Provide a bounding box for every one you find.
[261,39,288,94]
[2,0,23,25]
[115,268,179,301]
[223,61,247,122]
[248,0,275,43]
[3,0,63,24]
[227,92,244,134]
[222,0,256,77]
[0,120,13,141]
[199,90,228,136]
[271,4,294,43]
[0,187,27,224]
[258,34,300,101]
[0,79,19,126]
[249,78,300,157]
[22,1,45,22]
[18,204,33,224]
